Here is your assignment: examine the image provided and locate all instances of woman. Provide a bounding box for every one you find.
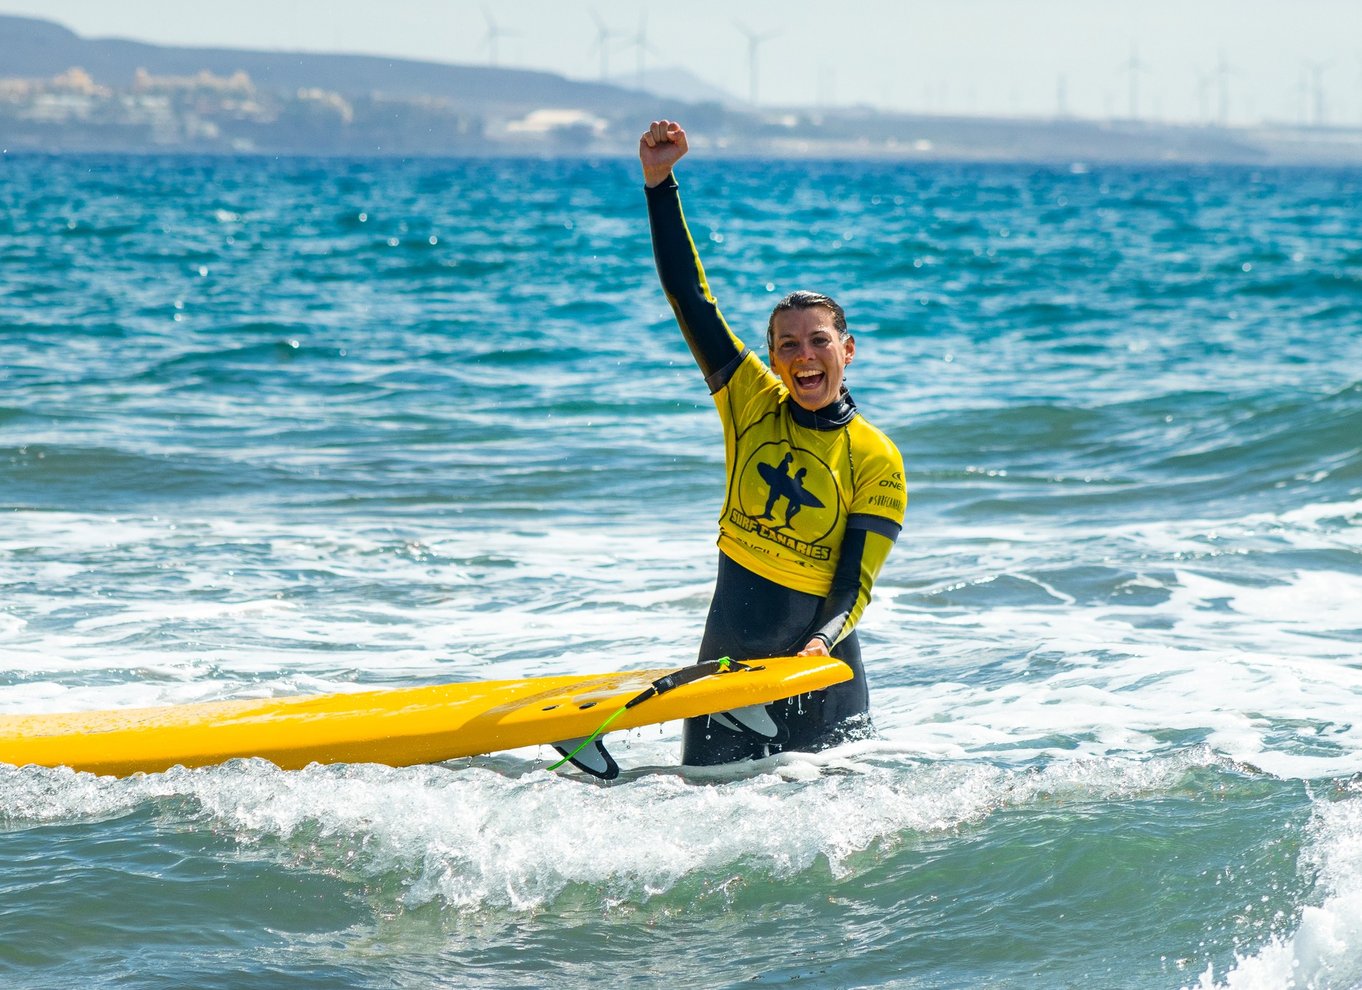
[640,119,906,766]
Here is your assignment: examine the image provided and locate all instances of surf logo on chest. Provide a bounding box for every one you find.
[731,442,839,560]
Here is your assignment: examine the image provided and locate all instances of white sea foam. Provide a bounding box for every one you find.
[3,490,1358,782]
[0,508,706,713]
[869,493,1362,779]
[872,583,1362,779]
[0,751,1211,914]
[1188,793,1362,990]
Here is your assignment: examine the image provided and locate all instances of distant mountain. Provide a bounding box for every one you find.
[0,13,666,115]
[612,67,739,108]
[3,13,1359,163]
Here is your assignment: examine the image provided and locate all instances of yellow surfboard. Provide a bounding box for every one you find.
[0,656,851,778]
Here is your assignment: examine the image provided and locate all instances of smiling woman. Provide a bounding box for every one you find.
[766,292,856,412]
[639,117,907,767]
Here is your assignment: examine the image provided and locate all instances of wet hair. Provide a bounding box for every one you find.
[765,290,850,349]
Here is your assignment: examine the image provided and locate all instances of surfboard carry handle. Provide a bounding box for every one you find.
[549,657,761,779]
[622,656,760,710]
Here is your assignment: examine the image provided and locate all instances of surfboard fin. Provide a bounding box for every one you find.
[548,658,765,780]
[551,737,620,780]
[710,703,788,744]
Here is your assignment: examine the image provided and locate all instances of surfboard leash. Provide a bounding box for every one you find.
[548,657,761,776]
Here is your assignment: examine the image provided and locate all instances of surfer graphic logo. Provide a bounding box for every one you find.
[756,452,823,528]
[732,442,838,560]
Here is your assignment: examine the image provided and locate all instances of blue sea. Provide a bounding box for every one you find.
[1,152,1360,989]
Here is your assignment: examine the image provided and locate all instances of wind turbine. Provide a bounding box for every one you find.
[1302,60,1329,126]
[734,21,778,106]
[481,7,517,67]
[588,10,620,82]
[1119,44,1149,120]
[1213,50,1236,127]
[817,65,835,109]
[626,13,660,89]
[1294,65,1311,125]
[1195,69,1215,125]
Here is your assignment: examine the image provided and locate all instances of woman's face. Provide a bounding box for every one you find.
[768,305,855,411]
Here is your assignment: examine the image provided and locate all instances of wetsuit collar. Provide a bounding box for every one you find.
[789,388,857,430]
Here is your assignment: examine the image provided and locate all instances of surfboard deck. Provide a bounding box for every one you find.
[0,656,852,777]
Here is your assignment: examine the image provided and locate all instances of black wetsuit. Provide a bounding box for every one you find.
[645,175,907,766]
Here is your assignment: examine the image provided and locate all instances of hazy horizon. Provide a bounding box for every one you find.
[3,0,1360,127]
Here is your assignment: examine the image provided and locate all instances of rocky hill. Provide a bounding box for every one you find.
[3,13,1360,164]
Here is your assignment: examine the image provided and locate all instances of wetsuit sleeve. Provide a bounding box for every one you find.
[806,520,899,649]
[808,423,906,649]
[645,175,747,392]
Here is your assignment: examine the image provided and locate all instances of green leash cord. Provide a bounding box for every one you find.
[547,657,748,773]
[546,705,629,772]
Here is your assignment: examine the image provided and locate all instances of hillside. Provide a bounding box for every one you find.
[0,14,659,113]
[3,13,1360,163]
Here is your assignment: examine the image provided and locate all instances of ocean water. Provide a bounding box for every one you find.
[1,152,1360,990]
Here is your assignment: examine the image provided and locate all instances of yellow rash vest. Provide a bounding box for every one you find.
[714,353,906,600]
[646,174,905,652]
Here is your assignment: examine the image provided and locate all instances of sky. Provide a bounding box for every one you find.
[3,0,1360,126]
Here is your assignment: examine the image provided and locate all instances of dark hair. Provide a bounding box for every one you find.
[765,291,849,349]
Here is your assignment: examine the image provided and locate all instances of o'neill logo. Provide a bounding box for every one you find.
[732,442,838,560]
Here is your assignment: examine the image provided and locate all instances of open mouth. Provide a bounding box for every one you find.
[794,369,826,391]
